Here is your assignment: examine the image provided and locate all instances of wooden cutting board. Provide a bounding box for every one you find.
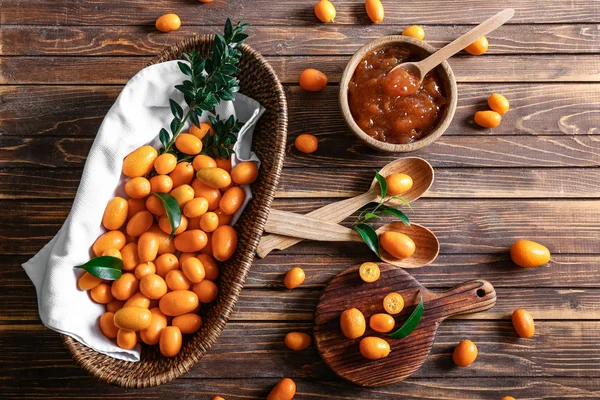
[313,264,497,387]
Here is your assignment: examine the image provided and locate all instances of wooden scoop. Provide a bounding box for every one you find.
[314,264,496,387]
[265,210,439,268]
[256,157,434,258]
[387,9,514,88]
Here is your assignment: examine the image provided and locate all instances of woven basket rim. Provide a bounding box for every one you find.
[62,34,287,388]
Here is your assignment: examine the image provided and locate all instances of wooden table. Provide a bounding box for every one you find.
[2,1,599,398]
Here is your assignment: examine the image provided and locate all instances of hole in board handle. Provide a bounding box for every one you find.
[476,289,486,298]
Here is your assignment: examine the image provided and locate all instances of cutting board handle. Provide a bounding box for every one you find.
[431,279,496,319]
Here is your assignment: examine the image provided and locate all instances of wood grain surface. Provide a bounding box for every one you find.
[2,0,600,25]
[3,84,599,137]
[2,54,600,84]
[3,25,600,56]
[1,0,599,398]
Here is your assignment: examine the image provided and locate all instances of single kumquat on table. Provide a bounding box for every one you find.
[453,339,478,367]
[267,378,296,400]
[512,309,535,338]
[294,133,319,153]
[464,36,489,55]
[314,0,336,23]
[365,0,384,24]
[299,69,328,92]
[284,267,306,289]
[285,332,312,351]
[402,25,425,40]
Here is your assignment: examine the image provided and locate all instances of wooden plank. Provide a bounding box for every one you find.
[1,199,598,255]
[248,254,600,289]
[2,266,600,321]
[229,288,600,321]
[3,322,600,381]
[276,167,600,198]
[2,54,600,84]
[271,54,600,84]
[283,135,600,168]
[5,252,600,293]
[0,57,141,85]
[1,377,599,399]
[3,25,600,56]
[2,135,599,169]
[2,0,599,25]
[0,86,118,138]
[2,84,599,138]
[0,168,83,199]
[3,167,600,200]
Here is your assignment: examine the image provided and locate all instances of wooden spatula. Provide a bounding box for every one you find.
[386,9,514,87]
[313,264,496,387]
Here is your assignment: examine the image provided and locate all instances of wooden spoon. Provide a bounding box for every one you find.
[256,157,434,258]
[314,264,497,387]
[265,210,439,268]
[386,9,514,92]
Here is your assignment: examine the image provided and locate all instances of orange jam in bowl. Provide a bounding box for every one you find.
[348,45,448,144]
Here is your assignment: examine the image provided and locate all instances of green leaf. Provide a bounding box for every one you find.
[159,128,170,148]
[74,256,122,280]
[391,196,413,210]
[169,99,183,119]
[189,111,200,128]
[389,293,424,339]
[177,61,192,77]
[194,59,207,76]
[221,64,239,75]
[224,18,233,38]
[363,212,381,221]
[380,207,411,227]
[170,117,181,135]
[174,84,191,95]
[375,172,387,199]
[354,223,380,257]
[232,32,248,43]
[220,90,234,101]
[152,192,182,236]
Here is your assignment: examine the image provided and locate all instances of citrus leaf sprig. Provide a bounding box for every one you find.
[159,18,249,160]
[389,293,424,339]
[204,114,243,158]
[353,172,412,257]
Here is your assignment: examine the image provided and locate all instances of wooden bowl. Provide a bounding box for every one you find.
[62,35,288,388]
[339,36,457,153]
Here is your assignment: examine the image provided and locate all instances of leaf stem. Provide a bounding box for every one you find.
[163,111,190,153]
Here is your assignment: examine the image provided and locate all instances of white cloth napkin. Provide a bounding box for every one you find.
[21,60,264,362]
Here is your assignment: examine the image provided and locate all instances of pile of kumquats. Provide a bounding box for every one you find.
[77,121,259,358]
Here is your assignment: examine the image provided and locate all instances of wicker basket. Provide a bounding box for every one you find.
[62,35,288,388]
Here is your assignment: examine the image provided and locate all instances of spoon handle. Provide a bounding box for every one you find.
[417,9,515,75]
[264,209,362,242]
[256,190,377,257]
